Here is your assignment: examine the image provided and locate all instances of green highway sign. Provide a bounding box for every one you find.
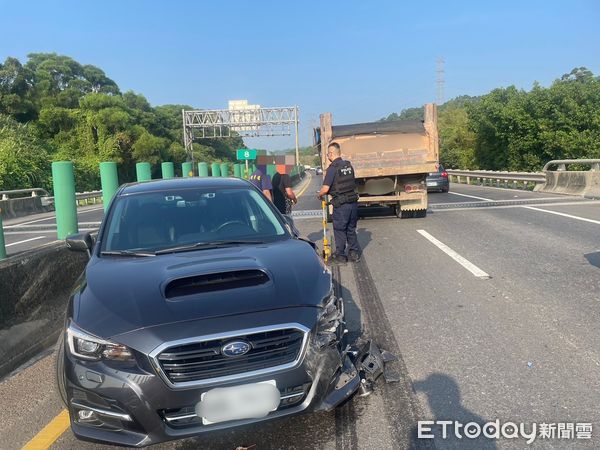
[236,149,257,160]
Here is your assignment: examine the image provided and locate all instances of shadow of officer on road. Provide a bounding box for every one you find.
[412,373,497,449]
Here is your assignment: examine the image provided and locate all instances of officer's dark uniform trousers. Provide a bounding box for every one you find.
[327,158,360,256]
[333,202,359,256]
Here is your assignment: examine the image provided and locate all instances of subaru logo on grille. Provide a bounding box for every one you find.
[221,340,251,357]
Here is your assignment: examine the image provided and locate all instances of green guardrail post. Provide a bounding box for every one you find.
[161,162,175,179]
[99,162,119,212]
[136,162,152,182]
[52,161,78,240]
[233,164,241,178]
[198,162,209,177]
[0,212,6,259]
[211,163,221,177]
[182,162,193,177]
[220,163,230,177]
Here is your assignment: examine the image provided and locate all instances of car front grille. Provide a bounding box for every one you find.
[155,327,306,386]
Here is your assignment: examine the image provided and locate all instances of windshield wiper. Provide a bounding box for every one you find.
[101,250,155,257]
[154,240,264,255]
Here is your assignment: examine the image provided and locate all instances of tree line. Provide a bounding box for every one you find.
[0,53,243,192]
[381,67,600,172]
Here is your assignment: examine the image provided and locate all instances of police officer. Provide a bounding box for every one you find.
[318,142,361,264]
[249,167,273,201]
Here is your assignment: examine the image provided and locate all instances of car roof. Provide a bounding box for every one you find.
[118,177,252,195]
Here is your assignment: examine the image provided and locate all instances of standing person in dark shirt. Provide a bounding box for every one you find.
[249,168,273,201]
[272,171,298,215]
[318,142,360,264]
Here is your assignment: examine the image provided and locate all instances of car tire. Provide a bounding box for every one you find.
[55,333,68,407]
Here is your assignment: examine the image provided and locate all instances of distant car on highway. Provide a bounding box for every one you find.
[315,167,323,175]
[426,164,449,192]
[56,177,358,447]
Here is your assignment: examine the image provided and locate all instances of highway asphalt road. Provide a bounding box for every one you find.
[1,174,599,448]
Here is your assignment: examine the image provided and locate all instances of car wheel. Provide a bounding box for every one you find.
[55,333,68,407]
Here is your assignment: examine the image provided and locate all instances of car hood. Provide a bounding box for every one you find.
[73,239,331,339]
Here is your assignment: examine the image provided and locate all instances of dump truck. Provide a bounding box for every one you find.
[315,103,439,218]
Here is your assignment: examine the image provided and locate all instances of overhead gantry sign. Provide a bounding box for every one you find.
[182,100,300,170]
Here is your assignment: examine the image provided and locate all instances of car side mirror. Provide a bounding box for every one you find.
[66,233,94,257]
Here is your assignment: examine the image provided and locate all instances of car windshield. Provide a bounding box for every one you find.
[101,187,287,253]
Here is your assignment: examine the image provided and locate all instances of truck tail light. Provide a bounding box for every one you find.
[404,184,422,193]
[441,171,448,178]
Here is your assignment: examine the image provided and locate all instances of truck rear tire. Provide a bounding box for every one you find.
[394,203,402,218]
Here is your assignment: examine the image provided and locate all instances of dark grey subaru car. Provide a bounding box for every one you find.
[57,177,359,447]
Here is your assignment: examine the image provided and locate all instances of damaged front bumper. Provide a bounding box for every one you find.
[63,308,366,447]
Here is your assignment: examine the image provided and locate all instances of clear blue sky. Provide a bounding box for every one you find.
[1,0,599,150]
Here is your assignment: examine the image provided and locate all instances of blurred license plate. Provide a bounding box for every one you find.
[427,182,437,186]
[197,380,280,425]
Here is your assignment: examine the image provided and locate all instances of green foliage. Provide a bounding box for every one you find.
[132,131,168,164]
[438,106,476,169]
[0,115,52,190]
[380,107,423,122]
[0,54,243,191]
[467,71,600,170]
[382,71,600,171]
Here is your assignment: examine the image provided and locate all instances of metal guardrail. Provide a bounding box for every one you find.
[0,188,50,200]
[543,159,600,171]
[1,188,103,206]
[41,190,103,207]
[446,170,546,189]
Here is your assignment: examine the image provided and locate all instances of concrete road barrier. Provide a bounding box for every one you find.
[0,196,53,219]
[536,159,600,199]
[0,242,88,378]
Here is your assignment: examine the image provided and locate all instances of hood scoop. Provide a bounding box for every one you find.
[165,270,270,299]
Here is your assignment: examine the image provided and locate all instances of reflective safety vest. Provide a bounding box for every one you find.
[330,160,357,199]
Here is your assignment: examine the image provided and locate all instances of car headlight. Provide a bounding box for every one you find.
[67,321,134,361]
[315,292,344,348]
